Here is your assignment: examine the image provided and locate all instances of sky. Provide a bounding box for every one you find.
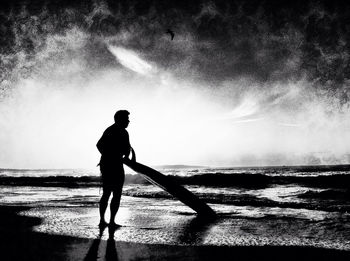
[0,0,350,168]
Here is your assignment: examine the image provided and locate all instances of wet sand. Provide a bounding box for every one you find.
[0,205,349,261]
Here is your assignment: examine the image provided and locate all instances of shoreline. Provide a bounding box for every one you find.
[0,205,349,260]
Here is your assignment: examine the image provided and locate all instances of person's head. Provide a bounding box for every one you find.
[114,110,130,128]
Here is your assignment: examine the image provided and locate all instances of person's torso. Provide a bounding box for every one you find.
[99,124,130,165]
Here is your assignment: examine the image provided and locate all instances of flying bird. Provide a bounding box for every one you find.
[166,29,175,40]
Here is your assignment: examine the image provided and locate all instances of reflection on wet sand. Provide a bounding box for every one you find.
[176,216,217,245]
[84,215,217,260]
[1,205,349,261]
[84,225,120,261]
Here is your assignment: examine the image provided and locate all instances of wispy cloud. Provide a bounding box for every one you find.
[231,118,264,124]
[107,45,156,76]
[229,98,260,119]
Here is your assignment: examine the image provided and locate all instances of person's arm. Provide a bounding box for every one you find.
[123,132,131,159]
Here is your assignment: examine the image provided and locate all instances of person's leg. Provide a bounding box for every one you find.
[109,186,122,225]
[99,188,111,225]
[109,165,125,226]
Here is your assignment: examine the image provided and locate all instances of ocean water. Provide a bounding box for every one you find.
[0,165,349,249]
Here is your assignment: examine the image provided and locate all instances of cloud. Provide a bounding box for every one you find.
[107,45,156,75]
[231,118,264,124]
[229,98,260,119]
[0,0,349,167]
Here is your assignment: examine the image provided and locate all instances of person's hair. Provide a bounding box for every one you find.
[114,110,130,122]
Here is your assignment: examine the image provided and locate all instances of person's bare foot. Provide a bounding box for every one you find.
[98,220,108,228]
[109,222,122,229]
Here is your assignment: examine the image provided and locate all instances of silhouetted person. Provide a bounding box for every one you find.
[97,110,131,228]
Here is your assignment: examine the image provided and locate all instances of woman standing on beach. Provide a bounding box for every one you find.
[96,110,131,228]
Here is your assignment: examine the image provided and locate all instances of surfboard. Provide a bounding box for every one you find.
[123,150,216,217]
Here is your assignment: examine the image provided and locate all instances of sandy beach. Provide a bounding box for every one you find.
[0,203,349,261]
[0,166,349,260]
